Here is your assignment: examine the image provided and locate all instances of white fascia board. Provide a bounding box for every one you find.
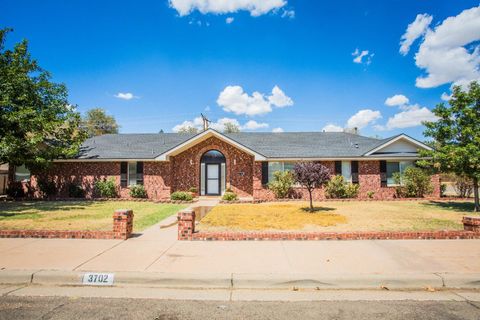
[155,129,267,161]
[261,156,423,161]
[364,134,433,156]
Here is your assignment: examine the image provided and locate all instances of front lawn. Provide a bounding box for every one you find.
[198,201,478,232]
[0,201,186,232]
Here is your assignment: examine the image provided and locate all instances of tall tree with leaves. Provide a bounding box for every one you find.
[223,122,240,133]
[420,81,480,212]
[0,28,86,169]
[82,108,119,137]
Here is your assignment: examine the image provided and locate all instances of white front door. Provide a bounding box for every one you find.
[206,164,220,195]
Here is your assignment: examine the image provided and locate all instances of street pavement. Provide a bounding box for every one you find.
[1,295,479,320]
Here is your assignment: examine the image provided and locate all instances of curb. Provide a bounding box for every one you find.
[0,270,479,290]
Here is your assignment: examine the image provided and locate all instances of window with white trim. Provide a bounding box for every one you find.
[341,161,352,182]
[386,161,414,186]
[120,162,144,187]
[15,165,30,182]
[268,162,295,183]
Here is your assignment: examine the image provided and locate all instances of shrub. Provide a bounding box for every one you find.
[367,191,375,199]
[130,184,147,198]
[94,178,118,198]
[325,175,359,199]
[188,187,198,194]
[268,170,294,199]
[170,191,193,201]
[37,178,56,198]
[6,183,25,198]
[393,167,433,198]
[440,183,447,197]
[453,175,473,198]
[222,191,238,201]
[68,183,85,198]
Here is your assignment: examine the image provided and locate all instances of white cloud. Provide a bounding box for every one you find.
[169,0,287,17]
[352,48,374,65]
[217,85,293,116]
[399,13,433,55]
[281,9,295,19]
[226,17,234,24]
[114,92,138,100]
[441,92,452,101]
[272,127,284,133]
[172,117,269,132]
[242,120,269,130]
[322,124,343,132]
[346,109,382,129]
[268,85,294,108]
[401,6,480,88]
[385,94,409,107]
[384,105,438,130]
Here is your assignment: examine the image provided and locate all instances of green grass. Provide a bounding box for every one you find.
[0,201,186,232]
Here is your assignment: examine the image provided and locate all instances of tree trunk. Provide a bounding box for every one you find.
[308,188,313,212]
[474,177,479,213]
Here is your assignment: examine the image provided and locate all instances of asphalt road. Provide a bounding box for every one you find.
[0,296,479,320]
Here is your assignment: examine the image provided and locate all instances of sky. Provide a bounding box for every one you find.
[2,0,480,139]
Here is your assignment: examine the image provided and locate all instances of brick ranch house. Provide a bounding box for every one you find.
[8,129,441,200]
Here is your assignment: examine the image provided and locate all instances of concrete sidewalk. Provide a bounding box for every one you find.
[0,214,480,289]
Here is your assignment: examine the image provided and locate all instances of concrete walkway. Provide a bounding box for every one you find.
[0,208,480,289]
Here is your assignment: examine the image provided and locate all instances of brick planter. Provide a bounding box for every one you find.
[463,216,480,232]
[189,230,480,241]
[177,209,196,240]
[0,209,134,240]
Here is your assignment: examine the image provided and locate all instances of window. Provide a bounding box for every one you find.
[341,161,352,182]
[268,162,294,182]
[121,162,143,187]
[15,165,30,182]
[386,161,414,186]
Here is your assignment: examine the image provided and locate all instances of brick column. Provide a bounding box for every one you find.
[178,209,195,240]
[113,209,134,240]
[463,216,480,232]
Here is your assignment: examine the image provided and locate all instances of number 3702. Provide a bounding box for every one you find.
[83,273,114,285]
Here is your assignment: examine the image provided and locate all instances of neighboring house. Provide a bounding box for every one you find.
[8,129,440,200]
[0,164,8,195]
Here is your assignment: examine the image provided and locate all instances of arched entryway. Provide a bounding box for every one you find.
[200,150,226,196]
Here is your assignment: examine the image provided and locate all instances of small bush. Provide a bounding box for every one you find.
[453,175,473,198]
[171,191,193,201]
[37,178,56,198]
[393,167,433,198]
[94,178,118,198]
[222,192,238,201]
[367,191,375,199]
[325,175,359,199]
[130,184,147,198]
[440,183,447,197]
[268,170,294,199]
[188,187,198,194]
[68,183,85,198]
[6,183,25,198]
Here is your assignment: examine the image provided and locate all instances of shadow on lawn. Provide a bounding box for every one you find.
[300,206,335,213]
[423,201,475,213]
[0,201,94,215]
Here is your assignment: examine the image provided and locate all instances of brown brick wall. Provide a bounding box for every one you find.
[171,136,254,197]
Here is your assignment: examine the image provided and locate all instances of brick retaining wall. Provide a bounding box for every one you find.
[0,209,134,240]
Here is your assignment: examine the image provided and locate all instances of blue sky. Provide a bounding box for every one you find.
[2,0,480,139]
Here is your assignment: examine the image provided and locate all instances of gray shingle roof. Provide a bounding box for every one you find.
[76,131,395,160]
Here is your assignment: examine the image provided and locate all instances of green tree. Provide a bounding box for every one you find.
[223,122,240,133]
[420,81,480,212]
[82,108,119,137]
[177,126,199,134]
[0,28,85,169]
